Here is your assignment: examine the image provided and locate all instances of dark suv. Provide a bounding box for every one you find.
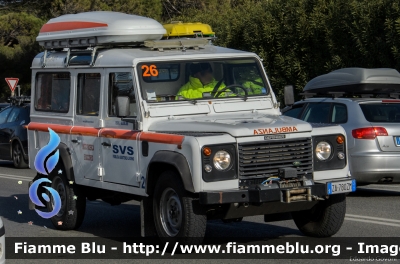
[0,97,30,168]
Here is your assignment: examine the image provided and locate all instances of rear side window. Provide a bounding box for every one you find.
[76,73,101,116]
[35,73,70,112]
[331,104,348,124]
[360,103,400,122]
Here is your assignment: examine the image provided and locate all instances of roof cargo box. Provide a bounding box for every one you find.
[162,22,215,38]
[304,68,400,95]
[37,11,167,49]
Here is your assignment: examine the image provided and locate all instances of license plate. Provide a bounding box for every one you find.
[395,136,400,146]
[327,179,356,195]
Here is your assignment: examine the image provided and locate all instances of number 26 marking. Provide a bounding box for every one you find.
[142,65,158,77]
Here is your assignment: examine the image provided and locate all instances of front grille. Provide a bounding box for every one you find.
[238,138,313,183]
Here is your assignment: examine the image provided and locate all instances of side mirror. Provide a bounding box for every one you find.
[116,96,130,117]
[284,85,295,106]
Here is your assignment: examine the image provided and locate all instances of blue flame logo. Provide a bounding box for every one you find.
[34,128,60,175]
[29,128,62,218]
[29,178,61,218]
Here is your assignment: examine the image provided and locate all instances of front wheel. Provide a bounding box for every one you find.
[292,194,346,237]
[12,142,28,168]
[153,171,206,244]
[46,164,86,230]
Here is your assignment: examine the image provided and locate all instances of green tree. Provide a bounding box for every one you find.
[50,0,162,20]
[0,12,43,100]
[173,0,400,102]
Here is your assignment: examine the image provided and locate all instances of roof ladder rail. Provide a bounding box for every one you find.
[64,48,71,67]
[41,50,48,68]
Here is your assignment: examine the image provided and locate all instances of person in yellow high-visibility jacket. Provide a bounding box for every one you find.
[242,77,265,95]
[176,63,231,99]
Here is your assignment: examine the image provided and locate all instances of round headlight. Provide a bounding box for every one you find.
[213,150,231,170]
[315,141,332,161]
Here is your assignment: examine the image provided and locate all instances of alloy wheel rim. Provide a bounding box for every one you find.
[13,144,21,165]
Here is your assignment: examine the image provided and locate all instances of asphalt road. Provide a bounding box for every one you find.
[0,160,400,264]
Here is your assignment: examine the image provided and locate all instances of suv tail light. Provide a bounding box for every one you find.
[352,127,388,139]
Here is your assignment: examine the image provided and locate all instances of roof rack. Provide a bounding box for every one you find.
[299,92,316,99]
[144,38,211,51]
[299,90,400,99]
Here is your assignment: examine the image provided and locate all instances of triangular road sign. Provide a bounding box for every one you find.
[5,78,19,92]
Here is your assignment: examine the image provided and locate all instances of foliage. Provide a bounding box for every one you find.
[174,0,400,101]
[0,12,43,99]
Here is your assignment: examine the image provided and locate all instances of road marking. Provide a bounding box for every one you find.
[346,214,400,223]
[358,184,400,191]
[0,173,34,182]
[345,217,400,227]
[367,184,400,188]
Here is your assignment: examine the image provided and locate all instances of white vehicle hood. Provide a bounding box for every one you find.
[149,114,312,137]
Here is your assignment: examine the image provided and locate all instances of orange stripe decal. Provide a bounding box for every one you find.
[40,21,108,33]
[26,123,185,145]
[71,126,101,137]
[27,122,71,134]
[140,132,184,145]
[100,129,140,140]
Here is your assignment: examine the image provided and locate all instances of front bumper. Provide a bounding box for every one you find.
[199,178,355,205]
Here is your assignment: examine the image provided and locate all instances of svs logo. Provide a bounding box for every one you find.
[113,145,134,155]
[29,128,62,219]
[112,145,134,161]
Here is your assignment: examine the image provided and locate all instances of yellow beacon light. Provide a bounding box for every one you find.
[162,22,215,39]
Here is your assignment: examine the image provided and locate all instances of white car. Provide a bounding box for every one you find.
[0,217,5,264]
[28,11,355,244]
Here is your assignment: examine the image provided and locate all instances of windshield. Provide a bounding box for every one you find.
[137,58,268,103]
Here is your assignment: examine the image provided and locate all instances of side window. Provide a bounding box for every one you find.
[77,73,101,116]
[0,107,12,124]
[7,108,20,123]
[109,72,137,117]
[35,73,70,112]
[301,103,331,123]
[283,104,304,118]
[331,104,348,124]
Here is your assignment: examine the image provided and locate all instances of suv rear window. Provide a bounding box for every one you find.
[360,103,400,122]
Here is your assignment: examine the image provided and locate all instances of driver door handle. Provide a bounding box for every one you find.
[101,142,111,147]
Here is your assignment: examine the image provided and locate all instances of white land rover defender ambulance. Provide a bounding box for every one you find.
[28,12,355,243]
